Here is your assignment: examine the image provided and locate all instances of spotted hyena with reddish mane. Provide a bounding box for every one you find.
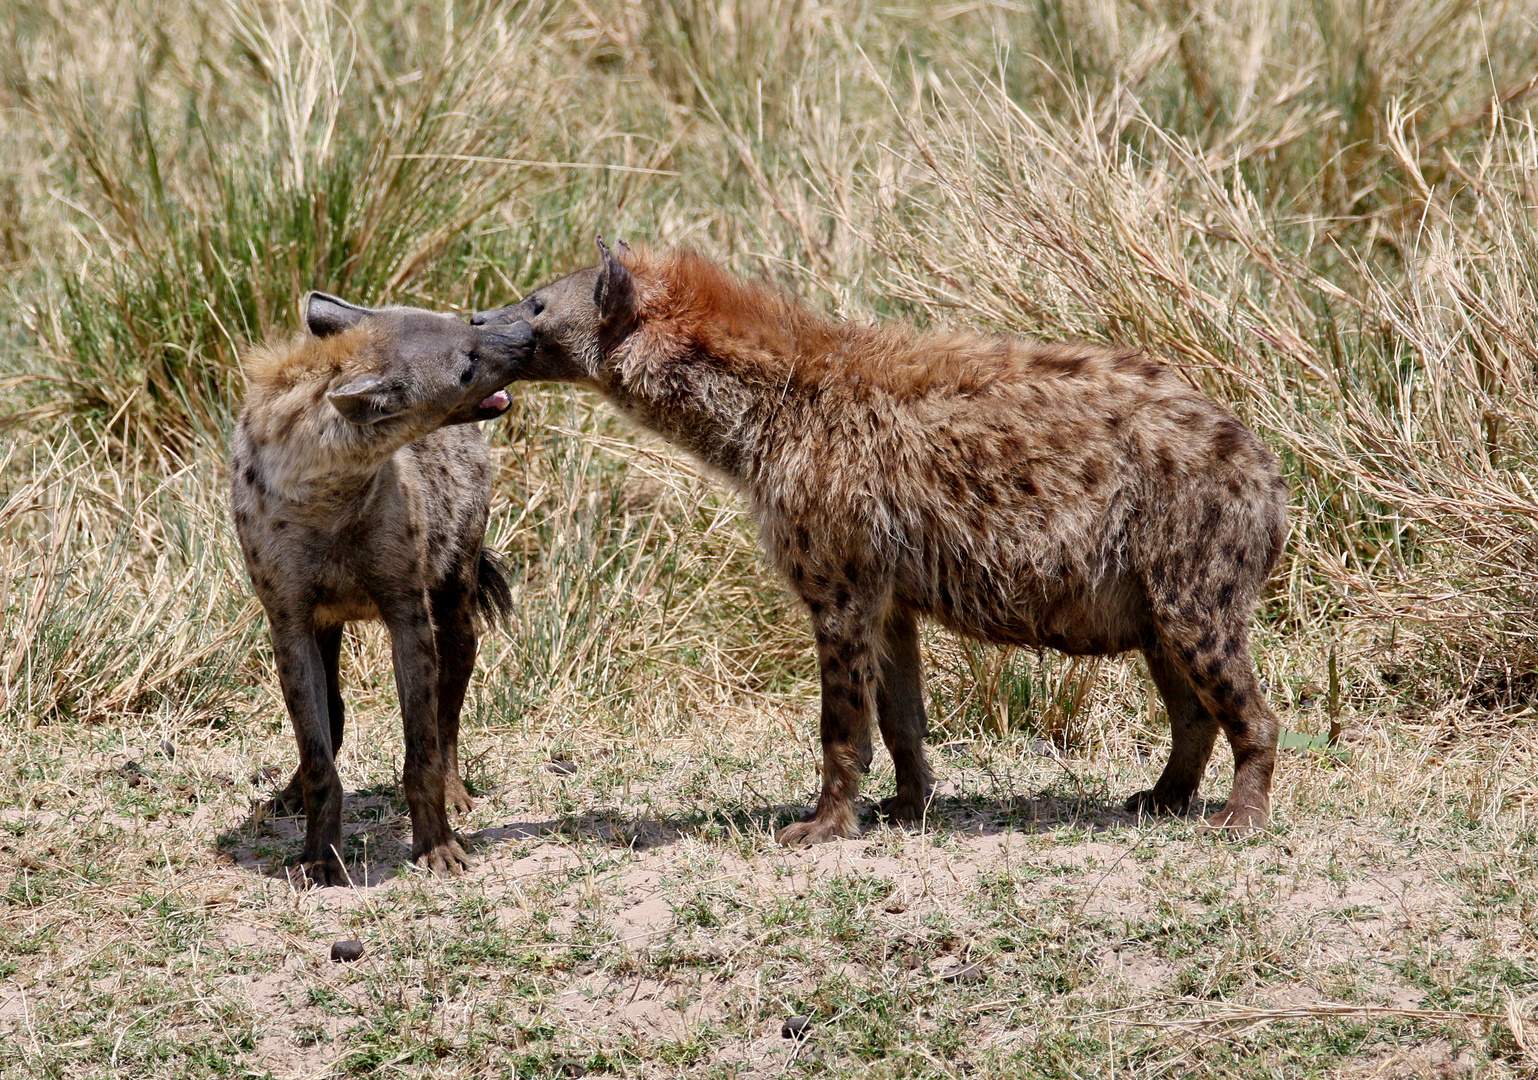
[474,242,1288,846]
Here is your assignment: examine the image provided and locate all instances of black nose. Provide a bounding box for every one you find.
[471,306,516,326]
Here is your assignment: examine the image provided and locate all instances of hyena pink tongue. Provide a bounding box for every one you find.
[479,390,510,413]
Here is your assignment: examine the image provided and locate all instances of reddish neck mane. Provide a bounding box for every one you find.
[622,247,838,368]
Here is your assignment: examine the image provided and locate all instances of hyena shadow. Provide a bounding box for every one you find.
[216,792,814,887]
[909,789,1224,838]
[216,789,420,888]
[215,787,1214,888]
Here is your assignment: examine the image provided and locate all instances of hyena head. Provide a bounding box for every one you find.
[305,292,535,428]
[469,237,637,383]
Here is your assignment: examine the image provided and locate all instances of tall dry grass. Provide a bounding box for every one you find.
[3,0,1538,744]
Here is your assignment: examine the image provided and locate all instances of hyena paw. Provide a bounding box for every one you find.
[876,792,933,828]
[294,856,348,889]
[776,817,859,847]
[1201,802,1270,836]
[412,837,475,876]
[1123,788,1194,817]
[445,777,475,815]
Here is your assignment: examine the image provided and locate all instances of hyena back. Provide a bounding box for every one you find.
[474,244,1288,845]
[231,294,531,884]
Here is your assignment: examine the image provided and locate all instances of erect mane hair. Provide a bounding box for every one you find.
[241,325,377,399]
[612,245,1032,399]
[618,246,839,364]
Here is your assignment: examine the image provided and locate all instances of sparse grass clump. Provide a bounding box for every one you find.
[3,0,1538,1076]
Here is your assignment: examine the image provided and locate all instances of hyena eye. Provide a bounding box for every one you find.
[529,296,544,316]
[459,361,475,385]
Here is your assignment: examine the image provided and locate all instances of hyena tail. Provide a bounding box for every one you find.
[475,548,515,627]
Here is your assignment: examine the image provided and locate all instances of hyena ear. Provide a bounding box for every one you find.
[326,374,406,426]
[306,292,374,338]
[593,234,636,327]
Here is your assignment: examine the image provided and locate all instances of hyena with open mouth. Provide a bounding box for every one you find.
[231,294,531,885]
[475,242,1288,846]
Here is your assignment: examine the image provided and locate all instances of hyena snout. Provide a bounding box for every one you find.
[467,320,536,420]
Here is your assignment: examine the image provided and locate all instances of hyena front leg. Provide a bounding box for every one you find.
[777,595,883,846]
[272,625,344,817]
[431,583,478,815]
[874,607,934,827]
[268,615,346,887]
[379,593,473,875]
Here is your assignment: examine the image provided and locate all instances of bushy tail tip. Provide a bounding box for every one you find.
[475,548,514,627]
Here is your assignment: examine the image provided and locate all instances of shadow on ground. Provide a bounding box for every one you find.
[212,781,1215,889]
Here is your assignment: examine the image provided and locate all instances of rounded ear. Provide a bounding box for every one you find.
[326,373,403,425]
[306,292,374,337]
[593,235,636,326]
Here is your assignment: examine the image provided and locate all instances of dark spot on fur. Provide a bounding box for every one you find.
[1201,500,1222,533]
[243,465,258,487]
[1037,351,1088,378]
[1079,461,1102,489]
[834,588,851,609]
[807,599,823,615]
[1212,420,1247,459]
[843,560,858,583]
[1217,583,1235,608]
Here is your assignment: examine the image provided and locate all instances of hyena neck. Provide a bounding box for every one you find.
[595,250,833,487]
[237,333,427,510]
[236,396,422,512]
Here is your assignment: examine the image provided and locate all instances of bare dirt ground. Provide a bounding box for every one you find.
[3,662,1535,1079]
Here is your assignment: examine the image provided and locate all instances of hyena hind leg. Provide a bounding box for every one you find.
[431,583,479,815]
[874,607,935,827]
[380,596,473,876]
[1162,632,1278,835]
[1125,643,1218,819]
[269,617,347,887]
[271,624,345,818]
